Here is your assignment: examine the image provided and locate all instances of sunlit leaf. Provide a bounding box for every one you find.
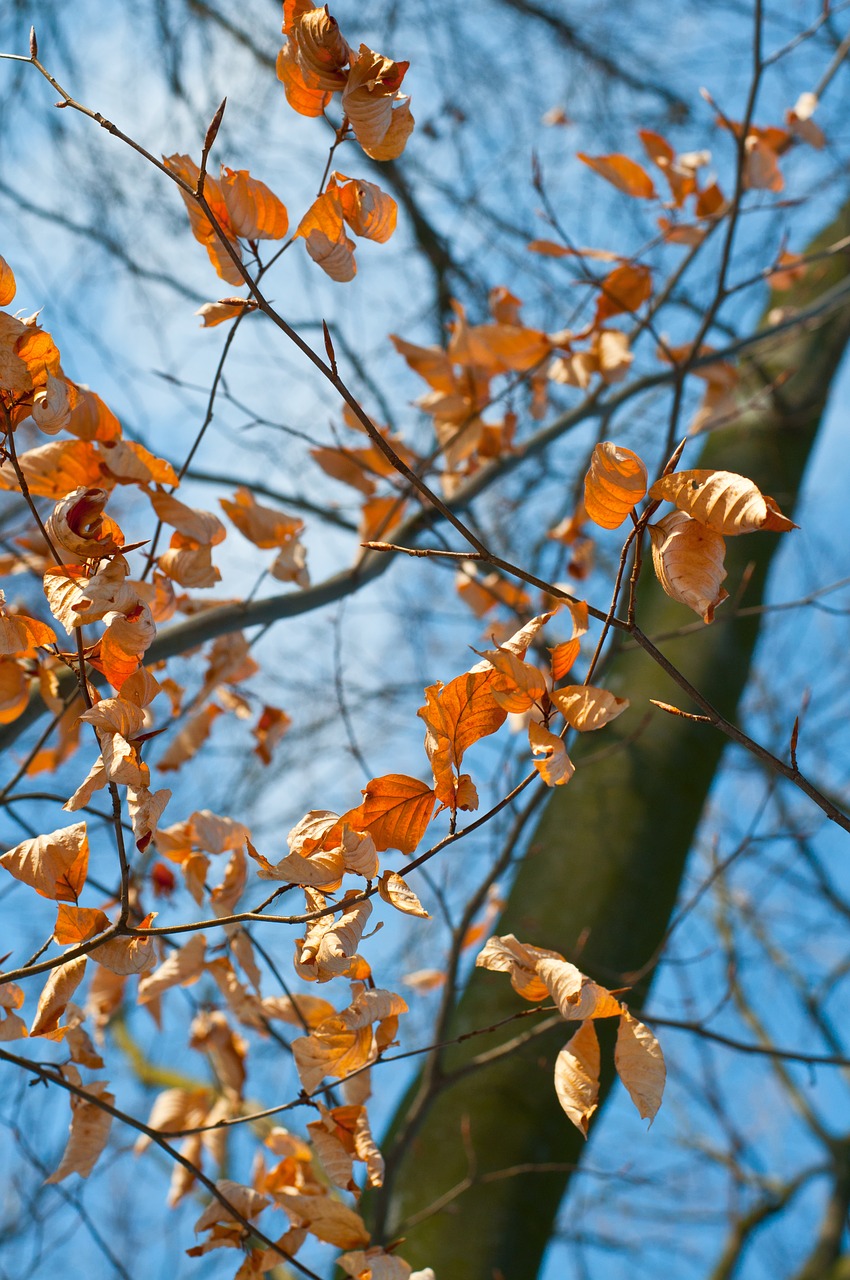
[554,1020,600,1138]
[649,469,797,534]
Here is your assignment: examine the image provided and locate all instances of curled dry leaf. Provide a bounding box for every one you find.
[615,1009,666,1121]
[529,722,575,786]
[550,685,629,732]
[584,441,648,530]
[46,487,123,559]
[32,373,73,435]
[649,510,728,623]
[554,1020,600,1138]
[46,1080,114,1183]
[649,469,797,535]
[378,870,430,917]
[475,934,566,1002]
[342,45,414,161]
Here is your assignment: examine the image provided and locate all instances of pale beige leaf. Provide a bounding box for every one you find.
[554,1020,600,1137]
[134,1086,212,1153]
[649,510,728,623]
[30,956,88,1038]
[475,933,565,1002]
[615,1009,666,1121]
[45,1081,114,1182]
[278,1190,370,1248]
[194,1179,269,1233]
[649,469,797,535]
[550,685,629,731]
[90,920,156,975]
[0,821,89,901]
[378,871,429,917]
[137,933,206,1004]
[529,722,575,786]
[315,897,373,977]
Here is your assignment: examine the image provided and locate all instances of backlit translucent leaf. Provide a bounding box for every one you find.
[346,775,436,854]
[584,441,648,530]
[577,152,657,198]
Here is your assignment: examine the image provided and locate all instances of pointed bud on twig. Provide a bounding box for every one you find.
[322,321,338,377]
[203,97,227,155]
[790,715,800,771]
[29,27,38,59]
[531,150,543,194]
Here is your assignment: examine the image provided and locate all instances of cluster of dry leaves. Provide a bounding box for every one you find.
[0,6,816,1277]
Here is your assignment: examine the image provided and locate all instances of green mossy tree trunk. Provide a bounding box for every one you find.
[369,203,850,1279]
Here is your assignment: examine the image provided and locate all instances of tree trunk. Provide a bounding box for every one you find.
[369,201,850,1279]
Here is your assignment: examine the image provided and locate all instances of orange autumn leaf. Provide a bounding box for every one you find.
[594,262,652,324]
[0,439,106,500]
[54,905,110,945]
[359,494,406,542]
[577,152,656,199]
[419,670,507,806]
[649,469,797,535]
[0,601,56,657]
[90,914,157,975]
[276,40,332,117]
[220,168,289,240]
[345,775,436,854]
[163,153,244,285]
[253,705,292,765]
[378,870,429,918]
[584,441,648,530]
[219,487,304,549]
[336,173,397,243]
[342,45,414,161]
[66,386,123,442]
[0,254,15,306]
[291,5,351,90]
[46,488,124,560]
[0,822,89,901]
[157,704,223,772]
[0,659,29,725]
[296,186,357,282]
